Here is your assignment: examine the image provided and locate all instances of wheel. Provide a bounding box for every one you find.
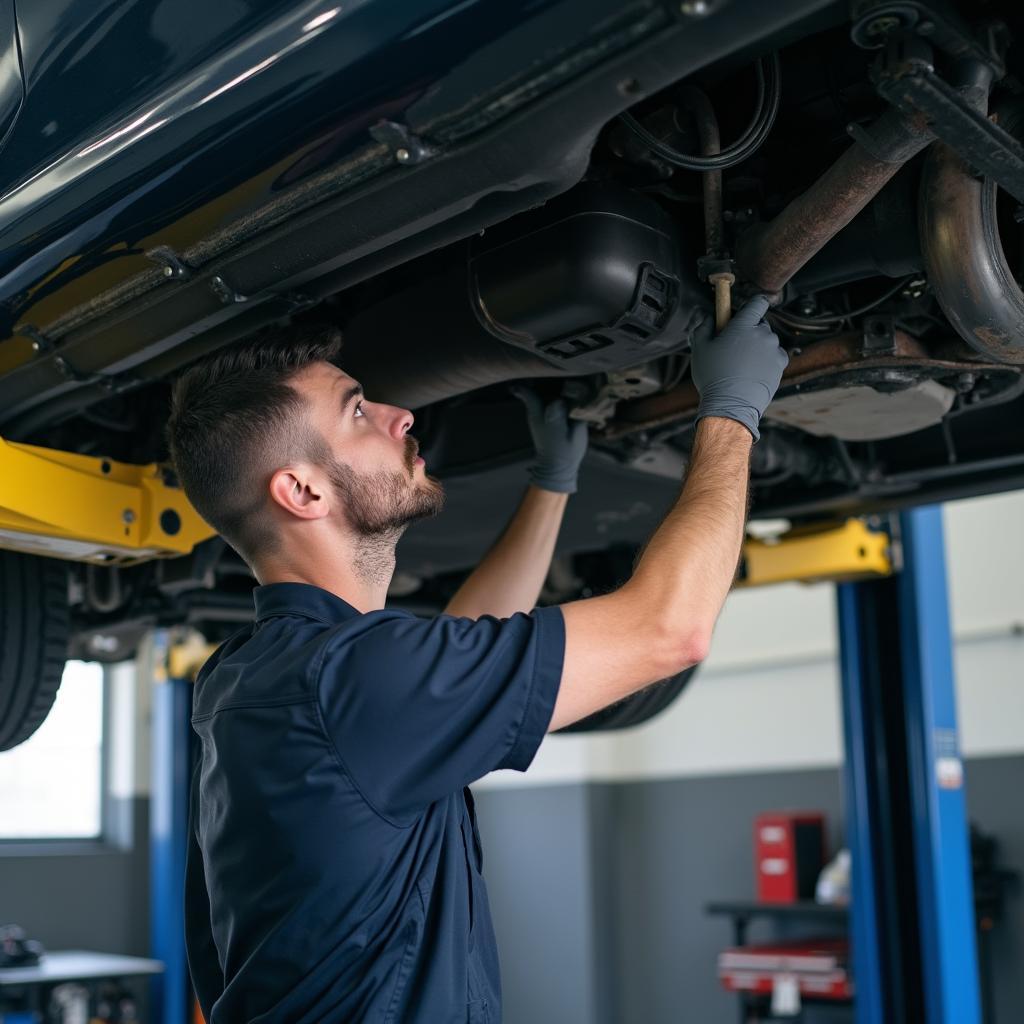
[553,664,698,733]
[0,551,71,751]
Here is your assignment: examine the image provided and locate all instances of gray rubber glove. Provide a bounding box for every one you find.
[510,387,589,493]
[691,294,789,441]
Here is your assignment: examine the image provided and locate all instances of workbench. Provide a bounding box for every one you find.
[0,950,163,1021]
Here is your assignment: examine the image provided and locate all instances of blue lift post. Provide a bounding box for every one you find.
[150,634,194,1024]
[838,505,981,1024]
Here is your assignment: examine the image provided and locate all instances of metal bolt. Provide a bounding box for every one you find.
[680,0,710,15]
[395,148,411,164]
[30,340,40,352]
[90,634,120,654]
[122,509,136,524]
[163,265,174,277]
[866,15,901,38]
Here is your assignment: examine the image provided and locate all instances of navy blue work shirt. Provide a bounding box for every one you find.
[184,582,565,1023]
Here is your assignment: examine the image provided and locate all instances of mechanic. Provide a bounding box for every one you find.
[166,294,786,1023]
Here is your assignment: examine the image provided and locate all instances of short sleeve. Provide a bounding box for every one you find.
[316,605,564,822]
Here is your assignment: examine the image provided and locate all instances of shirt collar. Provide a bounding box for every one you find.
[253,582,361,625]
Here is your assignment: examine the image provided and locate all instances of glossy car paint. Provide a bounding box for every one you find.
[0,0,645,336]
[0,0,837,434]
[0,0,22,150]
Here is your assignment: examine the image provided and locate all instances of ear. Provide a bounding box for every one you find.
[268,466,330,521]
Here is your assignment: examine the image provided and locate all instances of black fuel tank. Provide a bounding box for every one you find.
[341,184,708,408]
[471,182,705,370]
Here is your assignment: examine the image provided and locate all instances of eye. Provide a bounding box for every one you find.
[353,399,365,418]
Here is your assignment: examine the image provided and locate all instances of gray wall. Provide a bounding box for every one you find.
[475,757,1024,1024]
[479,785,600,1024]
[960,757,1024,1022]
[0,796,149,956]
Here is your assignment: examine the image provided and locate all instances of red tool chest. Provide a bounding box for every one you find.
[754,812,826,903]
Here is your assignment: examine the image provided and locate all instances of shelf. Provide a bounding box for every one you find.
[707,900,849,923]
[0,951,164,987]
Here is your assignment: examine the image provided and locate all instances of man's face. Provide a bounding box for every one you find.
[292,361,444,535]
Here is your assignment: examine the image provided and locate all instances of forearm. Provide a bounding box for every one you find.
[444,485,569,619]
[550,419,752,730]
[550,296,784,731]
[627,416,752,650]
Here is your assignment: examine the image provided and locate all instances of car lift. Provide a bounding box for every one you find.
[1,441,975,1023]
[734,511,978,1021]
[838,507,980,1024]
[0,436,213,563]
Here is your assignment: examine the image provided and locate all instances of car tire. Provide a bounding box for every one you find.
[553,664,698,733]
[0,551,70,751]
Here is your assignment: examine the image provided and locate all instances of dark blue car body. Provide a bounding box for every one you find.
[0,0,831,436]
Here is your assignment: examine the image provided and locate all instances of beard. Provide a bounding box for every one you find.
[323,436,444,537]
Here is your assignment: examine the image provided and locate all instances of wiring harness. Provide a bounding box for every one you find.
[618,52,782,171]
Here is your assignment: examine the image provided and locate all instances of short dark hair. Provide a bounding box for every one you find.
[166,323,343,567]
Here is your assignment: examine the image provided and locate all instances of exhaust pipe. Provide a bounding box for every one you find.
[918,102,1024,365]
[736,108,934,295]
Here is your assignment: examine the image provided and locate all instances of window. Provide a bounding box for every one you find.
[0,661,105,840]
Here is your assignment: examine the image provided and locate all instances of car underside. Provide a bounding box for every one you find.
[1,0,1023,743]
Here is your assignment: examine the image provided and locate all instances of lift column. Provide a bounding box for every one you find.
[150,634,211,1024]
[838,505,980,1024]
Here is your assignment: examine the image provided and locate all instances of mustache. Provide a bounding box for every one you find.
[405,436,419,469]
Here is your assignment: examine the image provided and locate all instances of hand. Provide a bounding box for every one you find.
[691,294,789,442]
[510,387,589,494]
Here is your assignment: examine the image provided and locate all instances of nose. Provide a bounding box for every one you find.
[385,403,414,439]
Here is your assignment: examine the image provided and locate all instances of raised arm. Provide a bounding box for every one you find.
[443,394,587,619]
[443,485,569,619]
[549,296,787,731]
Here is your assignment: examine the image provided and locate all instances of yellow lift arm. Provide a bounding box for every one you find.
[736,518,892,588]
[0,435,215,564]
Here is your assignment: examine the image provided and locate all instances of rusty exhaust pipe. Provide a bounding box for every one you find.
[736,108,934,296]
[919,98,1024,365]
